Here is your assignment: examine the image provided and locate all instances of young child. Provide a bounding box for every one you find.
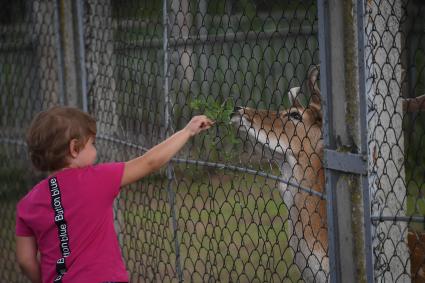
[15,106,213,283]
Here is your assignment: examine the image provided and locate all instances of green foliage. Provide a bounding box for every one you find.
[190,97,240,161]
[190,97,234,125]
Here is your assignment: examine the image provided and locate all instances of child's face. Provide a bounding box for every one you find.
[73,137,97,168]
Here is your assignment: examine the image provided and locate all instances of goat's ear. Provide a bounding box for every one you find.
[309,93,321,111]
[308,65,321,110]
[288,87,303,108]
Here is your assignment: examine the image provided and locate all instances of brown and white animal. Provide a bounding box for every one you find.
[231,65,328,282]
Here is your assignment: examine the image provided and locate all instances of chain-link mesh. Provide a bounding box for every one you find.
[83,1,321,281]
[5,0,425,282]
[364,0,425,281]
[0,1,63,282]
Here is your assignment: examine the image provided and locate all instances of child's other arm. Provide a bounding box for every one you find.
[16,236,41,283]
[121,115,213,186]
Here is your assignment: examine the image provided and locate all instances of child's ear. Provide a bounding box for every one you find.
[69,139,79,158]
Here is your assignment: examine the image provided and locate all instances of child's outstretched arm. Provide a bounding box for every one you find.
[121,115,213,186]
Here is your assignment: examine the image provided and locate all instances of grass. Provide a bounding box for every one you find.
[117,164,300,282]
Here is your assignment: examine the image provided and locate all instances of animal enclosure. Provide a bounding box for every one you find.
[0,0,425,282]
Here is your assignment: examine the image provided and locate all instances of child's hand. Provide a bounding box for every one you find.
[184,115,214,137]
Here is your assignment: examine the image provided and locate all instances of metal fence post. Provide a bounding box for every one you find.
[163,0,183,281]
[318,2,344,281]
[75,0,88,112]
[53,0,65,106]
[57,0,79,107]
[356,0,374,281]
[318,0,370,281]
[55,0,87,109]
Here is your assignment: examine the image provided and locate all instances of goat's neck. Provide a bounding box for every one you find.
[280,151,325,193]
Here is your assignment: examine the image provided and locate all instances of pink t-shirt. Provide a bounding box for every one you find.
[16,162,129,283]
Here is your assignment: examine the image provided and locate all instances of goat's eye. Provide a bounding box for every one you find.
[289,112,302,121]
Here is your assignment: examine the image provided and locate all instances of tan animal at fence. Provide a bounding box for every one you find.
[231,65,328,282]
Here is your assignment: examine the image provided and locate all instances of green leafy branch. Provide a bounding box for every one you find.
[190,98,234,124]
[190,97,240,160]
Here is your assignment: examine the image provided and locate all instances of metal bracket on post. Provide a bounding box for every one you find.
[324,150,367,175]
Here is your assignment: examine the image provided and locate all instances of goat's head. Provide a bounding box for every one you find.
[231,65,323,168]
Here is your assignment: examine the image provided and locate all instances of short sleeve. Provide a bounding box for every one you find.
[89,162,125,200]
[16,204,34,237]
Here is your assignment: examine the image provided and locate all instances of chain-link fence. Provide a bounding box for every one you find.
[364,0,425,281]
[0,1,63,281]
[87,1,321,281]
[1,0,425,282]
